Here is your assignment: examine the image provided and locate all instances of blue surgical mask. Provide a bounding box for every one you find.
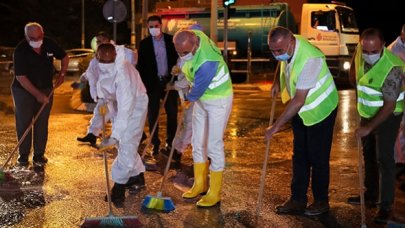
[273,43,292,61]
[362,53,381,65]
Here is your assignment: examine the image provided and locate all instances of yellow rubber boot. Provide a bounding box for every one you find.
[196,170,223,207]
[182,162,208,199]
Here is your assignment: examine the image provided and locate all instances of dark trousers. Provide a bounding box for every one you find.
[11,86,53,162]
[291,108,337,203]
[362,113,401,210]
[147,80,178,148]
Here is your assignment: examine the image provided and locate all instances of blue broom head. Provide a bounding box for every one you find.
[81,215,142,227]
[142,194,175,213]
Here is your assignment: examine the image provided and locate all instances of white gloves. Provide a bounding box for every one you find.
[97,98,107,106]
[99,137,118,149]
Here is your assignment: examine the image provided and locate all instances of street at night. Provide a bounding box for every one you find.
[0,70,404,227]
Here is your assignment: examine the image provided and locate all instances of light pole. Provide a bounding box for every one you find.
[81,0,85,48]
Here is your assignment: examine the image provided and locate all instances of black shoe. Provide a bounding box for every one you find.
[15,161,29,168]
[105,183,126,207]
[373,208,391,224]
[347,195,377,208]
[276,199,306,214]
[33,156,48,167]
[304,201,330,216]
[126,173,145,188]
[152,145,160,156]
[77,133,97,145]
[160,145,182,163]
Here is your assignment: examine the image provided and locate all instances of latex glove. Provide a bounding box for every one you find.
[171,65,181,76]
[99,137,118,149]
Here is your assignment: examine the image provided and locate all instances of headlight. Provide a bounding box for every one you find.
[343,61,351,70]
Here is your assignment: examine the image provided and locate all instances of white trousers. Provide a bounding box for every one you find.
[192,96,233,171]
[111,95,148,184]
[173,103,194,153]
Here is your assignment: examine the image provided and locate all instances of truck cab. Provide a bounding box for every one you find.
[300,3,359,83]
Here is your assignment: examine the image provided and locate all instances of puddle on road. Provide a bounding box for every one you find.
[0,166,48,227]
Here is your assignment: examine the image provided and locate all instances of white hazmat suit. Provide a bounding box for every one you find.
[96,60,148,184]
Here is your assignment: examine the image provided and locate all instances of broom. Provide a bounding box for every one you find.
[141,96,186,213]
[0,89,54,184]
[82,103,142,227]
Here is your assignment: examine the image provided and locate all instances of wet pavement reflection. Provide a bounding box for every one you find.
[0,73,404,227]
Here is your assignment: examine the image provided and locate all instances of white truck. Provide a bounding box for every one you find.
[156,2,359,84]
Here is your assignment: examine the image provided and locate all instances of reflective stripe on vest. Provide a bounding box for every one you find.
[208,65,230,90]
[299,73,336,113]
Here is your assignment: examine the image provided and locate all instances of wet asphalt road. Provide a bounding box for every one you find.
[0,71,404,228]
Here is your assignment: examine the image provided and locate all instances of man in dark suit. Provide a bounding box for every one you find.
[137,15,179,156]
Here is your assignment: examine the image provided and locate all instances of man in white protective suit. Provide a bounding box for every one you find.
[96,43,148,206]
[77,31,137,145]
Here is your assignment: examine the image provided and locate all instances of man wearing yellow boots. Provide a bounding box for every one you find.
[173,29,233,207]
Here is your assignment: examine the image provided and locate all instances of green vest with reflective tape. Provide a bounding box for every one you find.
[354,44,405,118]
[279,35,339,126]
[182,30,233,100]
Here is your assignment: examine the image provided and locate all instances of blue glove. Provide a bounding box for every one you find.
[99,137,118,149]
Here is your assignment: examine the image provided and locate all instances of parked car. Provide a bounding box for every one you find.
[0,46,14,74]
[54,48,94,74]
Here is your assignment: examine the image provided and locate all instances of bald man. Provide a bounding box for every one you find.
[347,28,405,224]
[173,30,233,207]
[12,22,68,168]
[266,26,338,216]
[96,43,148,206]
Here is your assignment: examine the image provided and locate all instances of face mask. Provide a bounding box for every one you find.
[149,28,161,37]
[29,40,43,48]
[273,43,292,61]
[180,45,196,62]
[98,62,116,76]
[362,53,381,65]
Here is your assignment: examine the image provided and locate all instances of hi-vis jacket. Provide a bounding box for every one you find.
[354,44,405,118]
[279,35,338,126]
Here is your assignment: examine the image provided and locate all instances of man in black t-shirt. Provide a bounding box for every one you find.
[12,22,68,168]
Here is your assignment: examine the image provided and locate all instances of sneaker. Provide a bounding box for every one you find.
[304,201,330,216]
[33,156,48,167]
[373,208,391,224]
[105,183,125,207]
[160,145,182,163]
[275,199,306,214]
[126,173,145,188]
[347,195,377,208]
[77,133,97,145]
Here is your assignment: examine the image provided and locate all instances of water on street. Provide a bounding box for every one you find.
[0,71,404,227]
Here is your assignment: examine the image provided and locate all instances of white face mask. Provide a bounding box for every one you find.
[98,62,116,76]
[29,40,43,48]
[362,53,381,65]
[180,52,194,61]
[149,28,161,37]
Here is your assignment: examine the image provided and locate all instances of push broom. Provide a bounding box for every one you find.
[140,75,176,171]
[82,103,142,227]
[0,89,54,184]
[141,95,186,213]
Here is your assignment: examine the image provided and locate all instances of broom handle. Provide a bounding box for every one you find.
[141,75,176,159]
[158,99,186,193]
[100,104,114,215]
[255,61,280,219]
[356,117,366,227]
[256,97,276,218]
[2,89,54,169]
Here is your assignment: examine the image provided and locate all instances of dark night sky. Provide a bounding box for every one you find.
[0,0,404,48]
